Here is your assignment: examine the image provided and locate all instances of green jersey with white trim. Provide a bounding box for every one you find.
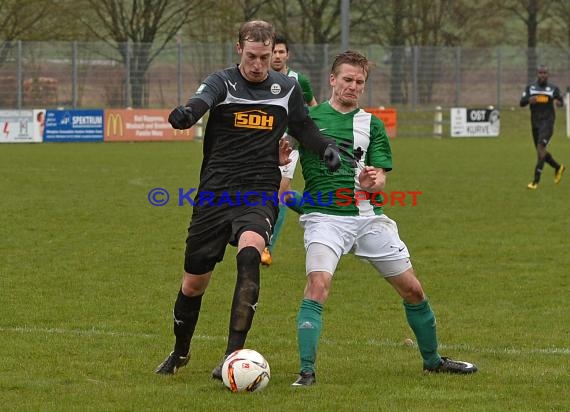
[287,68,315,105]
[299,102,392,216]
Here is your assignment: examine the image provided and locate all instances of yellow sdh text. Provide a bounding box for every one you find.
[234,110,274,130]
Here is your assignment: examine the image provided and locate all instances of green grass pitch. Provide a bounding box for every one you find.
[1,109,569,411]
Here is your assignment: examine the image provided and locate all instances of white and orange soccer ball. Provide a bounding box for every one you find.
[221,349,271,393]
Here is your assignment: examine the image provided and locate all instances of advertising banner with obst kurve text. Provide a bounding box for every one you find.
[105,109,195,142]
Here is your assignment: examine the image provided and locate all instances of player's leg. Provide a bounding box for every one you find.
[155,271,212,375]
[529,126,550,188]
[540,127,565,183]
[265,175,293,260]
[383,268,440,368]
[281,150,304,215]
[360,215,476,374]
[293,243,339,386]
[264,150,301,265]
[383,269,475,373]
[156,208,229,375]
[212,205,275,380]
[211,232,264,380]
[293,215,349,386]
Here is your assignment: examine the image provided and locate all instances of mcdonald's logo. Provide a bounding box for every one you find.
[107,113,124,137]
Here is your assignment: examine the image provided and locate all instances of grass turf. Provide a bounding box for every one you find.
[1,108,569,411]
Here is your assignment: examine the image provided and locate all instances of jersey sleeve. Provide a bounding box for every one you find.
[297,73,315,104]
[288,81,310,121]
[366,117,392,171]
[553,86,564,107]
[520,86,530,107]
[187,71,228,108]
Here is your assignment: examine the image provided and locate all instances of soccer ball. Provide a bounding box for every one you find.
[221,349,271,393]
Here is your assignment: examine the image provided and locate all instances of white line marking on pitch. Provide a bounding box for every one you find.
[2,326,568,356]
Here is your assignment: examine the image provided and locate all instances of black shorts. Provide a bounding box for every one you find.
[184,195,278,274]
[532,122,553,146]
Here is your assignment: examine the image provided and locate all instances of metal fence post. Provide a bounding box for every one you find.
[125,41,131,107]
[367,44,373,107]
[72,41,78,108]
[496,48,501,109]
[17,40,22,110]
[177,39,182,105]
[412,46,418,109]
[454,47,461,107]
[565,86,570,138]
[433,105,443,138]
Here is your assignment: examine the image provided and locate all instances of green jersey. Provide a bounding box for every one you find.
[287,68,315,105]
[299,102,392,216]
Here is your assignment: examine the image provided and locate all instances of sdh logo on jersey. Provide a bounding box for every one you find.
[234,109,274,130]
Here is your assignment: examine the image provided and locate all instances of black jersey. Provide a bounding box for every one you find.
[520,81,564,127]
[191,65,308,195]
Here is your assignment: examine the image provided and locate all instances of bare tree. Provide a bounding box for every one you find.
[73,0,203,107]
[0,0,55,66]
[546,0,570,49]
[501,0,558,82]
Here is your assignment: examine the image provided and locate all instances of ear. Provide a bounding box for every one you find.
[329,73,335,87]
[235,42,242,55]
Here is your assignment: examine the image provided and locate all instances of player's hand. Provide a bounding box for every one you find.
[168,106,192,129]
[359,166,386,192]
[529,96,538,104]
[279,137,292,166]
[323,144,341,172]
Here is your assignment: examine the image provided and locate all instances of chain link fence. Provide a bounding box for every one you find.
[1,40,569,112]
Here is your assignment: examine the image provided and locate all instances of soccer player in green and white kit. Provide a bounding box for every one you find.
[261,35,317,266]
[291,50,478,386]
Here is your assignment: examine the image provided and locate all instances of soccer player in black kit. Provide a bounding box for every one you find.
[155,20,341,380]
[520,64,565,190]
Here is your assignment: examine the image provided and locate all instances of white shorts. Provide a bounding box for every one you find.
[279,149,299,179]
[300,213,412,277]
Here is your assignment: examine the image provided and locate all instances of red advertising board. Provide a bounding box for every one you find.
[364,107,397,138]
[104,109,195,141]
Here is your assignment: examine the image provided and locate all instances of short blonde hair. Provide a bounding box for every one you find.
[238,20,276,48]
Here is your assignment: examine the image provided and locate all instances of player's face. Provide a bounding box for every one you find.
[237,40,273,83]
[537,68,548,85]
[271,43,289,73]
[330,63,366,110]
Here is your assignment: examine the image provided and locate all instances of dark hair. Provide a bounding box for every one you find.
[331,50,370,79]
[274,34,289,52]
[238,20,276,48]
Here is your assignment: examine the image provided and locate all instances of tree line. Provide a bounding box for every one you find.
[2,0,568,107]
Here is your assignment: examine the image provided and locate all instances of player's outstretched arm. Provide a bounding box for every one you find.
[288,117,341,172]
[520,89,531,107]
[168,98,210,130]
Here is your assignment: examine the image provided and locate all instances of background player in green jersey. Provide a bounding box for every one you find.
[291,50,478,386]
[262,35,318,265]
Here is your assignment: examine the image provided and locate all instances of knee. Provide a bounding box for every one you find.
[400,282,425,304]
[181,273,210,296]
[305,272,332,303]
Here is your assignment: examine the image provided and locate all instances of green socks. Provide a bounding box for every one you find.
[285,191,304,215]
[269,205,287,253]
[296,298,441,372]
[404,299,441,369]
[296,298,323,373]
